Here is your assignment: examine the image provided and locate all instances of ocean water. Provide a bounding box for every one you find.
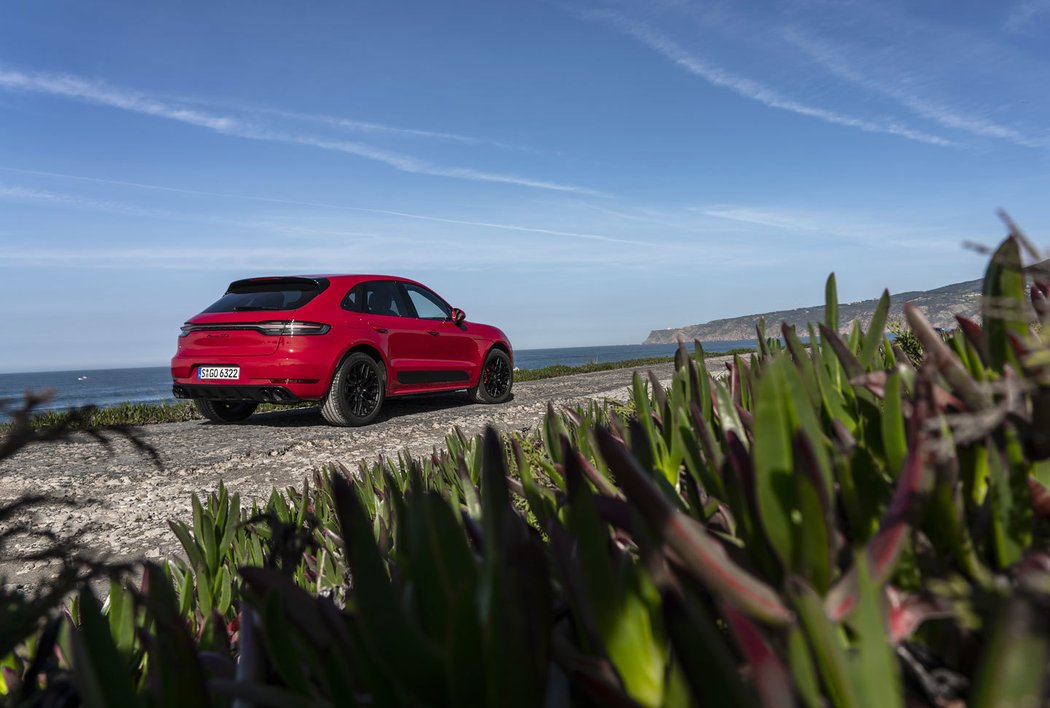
[0,340,754,415]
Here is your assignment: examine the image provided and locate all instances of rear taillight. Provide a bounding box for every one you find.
[256,321,331,336]
[179,321,330,336]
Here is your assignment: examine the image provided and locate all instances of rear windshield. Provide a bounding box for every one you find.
[202,278,327,313]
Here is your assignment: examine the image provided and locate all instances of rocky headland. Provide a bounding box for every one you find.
[644,275,983,344]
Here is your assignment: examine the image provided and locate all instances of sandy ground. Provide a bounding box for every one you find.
[0,356,732,589]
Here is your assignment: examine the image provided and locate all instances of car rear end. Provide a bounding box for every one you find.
[171,276,340,404]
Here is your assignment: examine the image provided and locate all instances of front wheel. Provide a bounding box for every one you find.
[194,399,258,423]
[472,349,513,403]
[321,353,386,426]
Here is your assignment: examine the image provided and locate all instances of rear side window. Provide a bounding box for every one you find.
[342,280,410,317]
[203,278,327,313]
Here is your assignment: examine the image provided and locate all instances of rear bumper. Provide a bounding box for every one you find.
[171,352,332,400]
[173,384,301,403]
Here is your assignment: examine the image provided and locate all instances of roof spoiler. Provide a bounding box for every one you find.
[226,276,330,293]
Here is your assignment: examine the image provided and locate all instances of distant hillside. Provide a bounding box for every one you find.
[643,276,984,344]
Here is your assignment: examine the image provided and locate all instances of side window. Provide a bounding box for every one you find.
[361,280,408,317]
[341,284,364,312]
[403,284,452,320]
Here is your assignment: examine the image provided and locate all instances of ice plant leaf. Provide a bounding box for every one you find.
[788,577,860,708]
[330,474,445,701]
[880,370,907,476]
[858,290,890,369]
[596,428,792,626]
[970,594,1050,708]
[982,234,1027,372]
[71,588,139,708]
[904,303,991,410]
[752,358,797,575]
[847,556,903,708]
[827,393,931,620]
[819,325,863,380]
[825,273,839,333]
[722,602,795,708]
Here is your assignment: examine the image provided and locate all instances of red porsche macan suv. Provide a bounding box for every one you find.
[171,275,514,426]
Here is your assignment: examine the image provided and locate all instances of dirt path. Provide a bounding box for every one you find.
[1,356,732,589]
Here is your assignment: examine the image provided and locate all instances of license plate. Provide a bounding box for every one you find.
[198,366,240,380]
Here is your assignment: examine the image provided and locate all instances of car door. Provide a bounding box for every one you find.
[355,280,416,385]
[397,282,479,388]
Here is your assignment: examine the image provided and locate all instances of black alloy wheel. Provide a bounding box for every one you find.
[473,349,513,403]
[322,352,386,426]
[344,360,382,417]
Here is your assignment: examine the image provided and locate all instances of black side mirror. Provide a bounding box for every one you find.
[451,308,466,324]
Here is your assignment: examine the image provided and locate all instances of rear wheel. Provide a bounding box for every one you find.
[194,399,258,423]
[321,352,386,426]
[472,348,513,403]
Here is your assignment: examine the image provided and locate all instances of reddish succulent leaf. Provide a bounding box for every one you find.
[1031,284,1050,320]
[1028,478,1050,518]
[818,324,863,379]
[826,383,932,621]
[596,428,793,626]
[956,316,990,364]
[734,402,754,430]
[690,402,724,477]
[890,344,916,372]
[885,586,953,645]
[905,303,991,410]
[549,630,637,708]
[851,370,888,398]
[721,602,795,708]
[1008,332,1031,367]
[730,361,742,407]
[576,447,623,499]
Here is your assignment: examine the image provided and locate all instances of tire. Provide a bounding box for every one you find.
[194,399,258,423]
[321,352,386,426]
[472,348,513,403]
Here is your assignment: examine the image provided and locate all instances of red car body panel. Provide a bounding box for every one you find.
[171,274,512,403]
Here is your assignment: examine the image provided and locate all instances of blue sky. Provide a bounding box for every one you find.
[2,0,1049,372]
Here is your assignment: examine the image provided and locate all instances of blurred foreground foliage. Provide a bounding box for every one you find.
[3,224,1050,706]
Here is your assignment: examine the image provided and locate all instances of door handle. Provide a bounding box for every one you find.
[427,330,440,336]
[373,326,388,334]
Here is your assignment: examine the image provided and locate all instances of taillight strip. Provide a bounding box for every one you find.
[180,321,330,336]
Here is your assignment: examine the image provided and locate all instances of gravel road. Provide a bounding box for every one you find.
[1,356,732,589]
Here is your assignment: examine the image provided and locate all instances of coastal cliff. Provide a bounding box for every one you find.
[644,276,983,344]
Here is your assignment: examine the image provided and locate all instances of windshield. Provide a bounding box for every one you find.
[202,278,327,313]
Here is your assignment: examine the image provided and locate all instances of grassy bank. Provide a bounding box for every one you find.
[5,346,751,430]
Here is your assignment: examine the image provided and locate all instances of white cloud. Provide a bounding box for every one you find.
[782,29,1046,148]
[266,108,515,149]
[585,11,954,147]
[0,166,621,244]
[698,204,961,249]
[0,184,172,217]
[0,68,237,131]
[0,66,597,194]
[1006,0,1050,32]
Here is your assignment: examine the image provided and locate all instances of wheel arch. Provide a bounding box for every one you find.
[474,340,513,387]
[487,340,513,364]
[331,342,389,388]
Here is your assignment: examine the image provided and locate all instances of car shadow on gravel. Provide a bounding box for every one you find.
[208,392,515,428]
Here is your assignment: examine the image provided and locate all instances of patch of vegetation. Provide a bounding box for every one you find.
[3,227,1050,705]
[515,346,753,382]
